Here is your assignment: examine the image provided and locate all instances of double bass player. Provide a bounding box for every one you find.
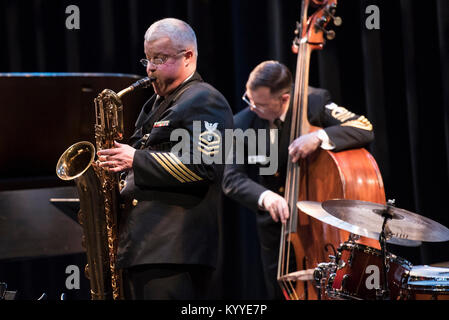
[222,60,374,299]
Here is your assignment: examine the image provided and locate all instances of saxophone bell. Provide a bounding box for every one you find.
[56,141,95,181]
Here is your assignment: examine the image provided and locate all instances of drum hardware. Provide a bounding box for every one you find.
[314,261,337,300]
[346,246,355,267]
[313,263,328,300]
[297,199,449,300]
[376,199,396,300]
[326,273,336,293]
[341,274,350,291]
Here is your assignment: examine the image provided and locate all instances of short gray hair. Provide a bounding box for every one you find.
[144,18,198,57]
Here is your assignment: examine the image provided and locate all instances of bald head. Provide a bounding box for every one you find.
[144,18,198,63]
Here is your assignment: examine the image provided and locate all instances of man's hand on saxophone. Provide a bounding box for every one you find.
[97,141,136,173]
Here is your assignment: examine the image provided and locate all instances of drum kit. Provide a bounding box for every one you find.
[297,199,449,300]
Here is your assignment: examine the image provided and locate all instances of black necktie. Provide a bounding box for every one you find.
[274,118,283,132]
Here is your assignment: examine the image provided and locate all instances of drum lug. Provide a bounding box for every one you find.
[314,262,337,283]
[313,266,325,291]
[348,250,355,267]
[327,273,336,292]
[337,260,346,269]
[341,274,350,290]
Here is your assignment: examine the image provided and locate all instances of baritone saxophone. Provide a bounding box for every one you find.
[56,77,154,299]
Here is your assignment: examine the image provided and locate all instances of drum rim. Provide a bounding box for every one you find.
[339,241,413,268]
[404,284,449,292]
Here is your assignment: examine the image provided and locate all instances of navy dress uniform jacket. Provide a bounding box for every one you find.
[117,72,234,270]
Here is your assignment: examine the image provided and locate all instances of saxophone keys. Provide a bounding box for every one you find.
[84,264,90,279]
[77,210,85,225]
[119,179,126,191]
[81,235,86,248]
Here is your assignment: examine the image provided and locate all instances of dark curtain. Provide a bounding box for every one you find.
[1,0,448,299]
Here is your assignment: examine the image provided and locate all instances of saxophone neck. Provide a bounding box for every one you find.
[117,77,155,98]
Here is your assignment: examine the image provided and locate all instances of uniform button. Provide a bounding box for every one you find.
[132,199,138,206]
[279,187,285,193]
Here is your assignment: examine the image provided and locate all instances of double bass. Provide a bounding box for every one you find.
[277,0,386,300]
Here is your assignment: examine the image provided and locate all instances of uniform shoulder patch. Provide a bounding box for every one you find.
[330,106,356,122]
[341,115,373,131]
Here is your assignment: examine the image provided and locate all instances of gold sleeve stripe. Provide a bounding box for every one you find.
[168,153,203,181]
[163,153,200,182]
[150,153,186,183]
[341,116,373,131]
[159,153,195,182]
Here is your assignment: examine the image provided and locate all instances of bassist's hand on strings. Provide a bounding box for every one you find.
[288,131,322,163]
[261,191,290,224]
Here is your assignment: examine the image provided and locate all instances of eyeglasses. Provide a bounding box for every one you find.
[242,91,290,110]
[140,50,187,67]
[242,92,258,109]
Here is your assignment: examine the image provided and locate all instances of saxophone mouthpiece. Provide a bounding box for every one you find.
[131,77,155,90]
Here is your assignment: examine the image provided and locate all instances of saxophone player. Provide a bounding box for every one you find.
[97,18,233,300]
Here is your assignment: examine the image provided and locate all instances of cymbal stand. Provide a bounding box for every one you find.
[376,200,395,300]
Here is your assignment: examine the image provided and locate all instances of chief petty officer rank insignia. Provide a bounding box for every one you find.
[198,121,221,156]
[326,103,373,131]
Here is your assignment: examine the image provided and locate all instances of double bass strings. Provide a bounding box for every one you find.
[278,37,310,300]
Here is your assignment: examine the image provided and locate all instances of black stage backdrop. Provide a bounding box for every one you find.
[0,0,448,300]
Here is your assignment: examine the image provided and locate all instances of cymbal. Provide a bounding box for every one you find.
[431,261,449,268]
[321,199,449,242]
[297,201,422,247]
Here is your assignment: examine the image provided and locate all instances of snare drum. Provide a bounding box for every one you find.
[400,265,449,300]
[327,242,412,300]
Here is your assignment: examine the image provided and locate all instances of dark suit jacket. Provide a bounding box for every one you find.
[117,72,234,270]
